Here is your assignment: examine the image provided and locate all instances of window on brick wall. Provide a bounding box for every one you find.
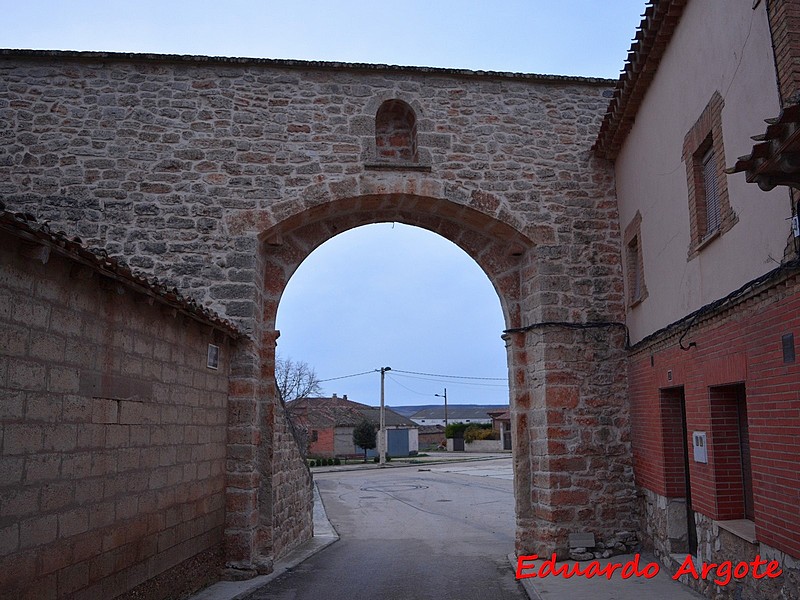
[700,144,721,236]
[709,383,755,522]
[683,92,736,259]
[311,430,319,442]
[624,211,647,307]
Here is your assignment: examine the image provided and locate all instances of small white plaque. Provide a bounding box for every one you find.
[692,431,707,463]
[207,344,220,369]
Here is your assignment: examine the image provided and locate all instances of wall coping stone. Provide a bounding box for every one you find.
[0,48,616,86]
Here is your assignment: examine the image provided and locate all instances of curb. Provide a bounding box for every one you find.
[310,453,512,474]
[188,483,339,600]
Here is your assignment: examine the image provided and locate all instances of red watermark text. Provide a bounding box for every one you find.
[516,553,782,586]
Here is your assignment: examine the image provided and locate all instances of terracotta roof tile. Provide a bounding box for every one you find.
[593,0,688,160]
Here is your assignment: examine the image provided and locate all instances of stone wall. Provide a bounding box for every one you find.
[0,50,635,561]
[642,489,800,600]
[0,222,234,599]
[271,399,313,561]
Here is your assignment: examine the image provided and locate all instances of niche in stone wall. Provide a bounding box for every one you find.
[375,99,418,163]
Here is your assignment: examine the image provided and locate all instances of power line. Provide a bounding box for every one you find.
[318,370,375,383]
[318,367,509,388]
[385,374,430,396]
[391,369,507,381]
[390,371,508,388]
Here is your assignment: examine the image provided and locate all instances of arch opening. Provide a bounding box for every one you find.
[375,99,418,163]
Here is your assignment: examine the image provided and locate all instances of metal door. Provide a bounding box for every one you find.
[387,428,409,457]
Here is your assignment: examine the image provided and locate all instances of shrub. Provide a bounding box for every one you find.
[445,422,470,439]
[373,456,379,463]
[309,460,316,467]
[464,423,500,442]
[334,458,341,465]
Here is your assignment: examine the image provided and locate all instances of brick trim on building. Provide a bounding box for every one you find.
[766,0,800,104]
[623,210,648,308]
[682,91,737,260]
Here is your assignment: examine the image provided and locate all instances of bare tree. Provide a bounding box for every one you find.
[275,355,323,402]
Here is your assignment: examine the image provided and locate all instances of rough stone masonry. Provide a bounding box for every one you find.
[0,50,638,572]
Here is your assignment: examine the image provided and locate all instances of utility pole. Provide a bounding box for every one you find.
[435,388,448,427]
[379,366,391,466]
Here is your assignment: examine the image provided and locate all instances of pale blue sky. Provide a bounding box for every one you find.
[2,1,647,406]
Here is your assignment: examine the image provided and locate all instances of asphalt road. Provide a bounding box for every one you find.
[245,458,526,600]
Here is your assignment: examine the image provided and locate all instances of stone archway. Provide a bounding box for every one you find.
[224,190,638,573]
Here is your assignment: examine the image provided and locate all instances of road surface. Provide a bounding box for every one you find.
[246,458,526,600]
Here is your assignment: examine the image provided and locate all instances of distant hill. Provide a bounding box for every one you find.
[387,404,508,418]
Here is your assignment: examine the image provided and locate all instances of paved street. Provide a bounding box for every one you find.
[245,457,525,600]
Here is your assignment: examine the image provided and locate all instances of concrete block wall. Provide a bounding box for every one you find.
[0,229,233,599]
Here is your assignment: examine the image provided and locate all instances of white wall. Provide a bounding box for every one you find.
[615,0,789,343]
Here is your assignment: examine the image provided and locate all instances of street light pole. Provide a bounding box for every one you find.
[379,366,391,466]
[435,388,448,427]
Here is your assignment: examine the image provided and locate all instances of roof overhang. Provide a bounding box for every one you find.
[593,0,687,160]
[727,103,800,191]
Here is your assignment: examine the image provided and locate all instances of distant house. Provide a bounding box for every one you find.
[487,408,512,451]
[417,425,446,450]
[410,405,507,427]
[287,395,419,458]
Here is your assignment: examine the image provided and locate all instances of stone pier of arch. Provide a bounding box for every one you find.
[0,50,639,573]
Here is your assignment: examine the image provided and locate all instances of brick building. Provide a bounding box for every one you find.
[594,1,800,598]
[286,395,419,458]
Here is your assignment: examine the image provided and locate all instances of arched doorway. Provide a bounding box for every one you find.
[224,192,637,572]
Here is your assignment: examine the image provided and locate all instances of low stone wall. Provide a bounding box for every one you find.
[464,439,504,453]
[0,226,235,599]
[641,488,800,600]
[271,399,313,560]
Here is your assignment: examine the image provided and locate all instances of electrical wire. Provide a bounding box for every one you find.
[390,371,508,388]
[385,374,431,396]
[390,369,507,381]
[319,368,510,388]
[317,370,375,383]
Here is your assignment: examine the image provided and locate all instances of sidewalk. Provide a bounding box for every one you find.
[188,484,338,600]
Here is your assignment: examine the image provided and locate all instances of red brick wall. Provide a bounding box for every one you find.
[629,271,800,558]
[0,233,233,599]
[767,0,800,103]
[308,428,334,458]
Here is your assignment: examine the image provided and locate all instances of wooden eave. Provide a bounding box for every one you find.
[727,103,800,191]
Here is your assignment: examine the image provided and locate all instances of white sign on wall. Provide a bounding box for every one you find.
[692,431,708,463]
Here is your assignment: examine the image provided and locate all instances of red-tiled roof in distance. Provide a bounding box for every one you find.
[727,102,800,190]
[0,203,242,338]
[593,0,687,160]
[287,396,418,428]
[487,409,511,421]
